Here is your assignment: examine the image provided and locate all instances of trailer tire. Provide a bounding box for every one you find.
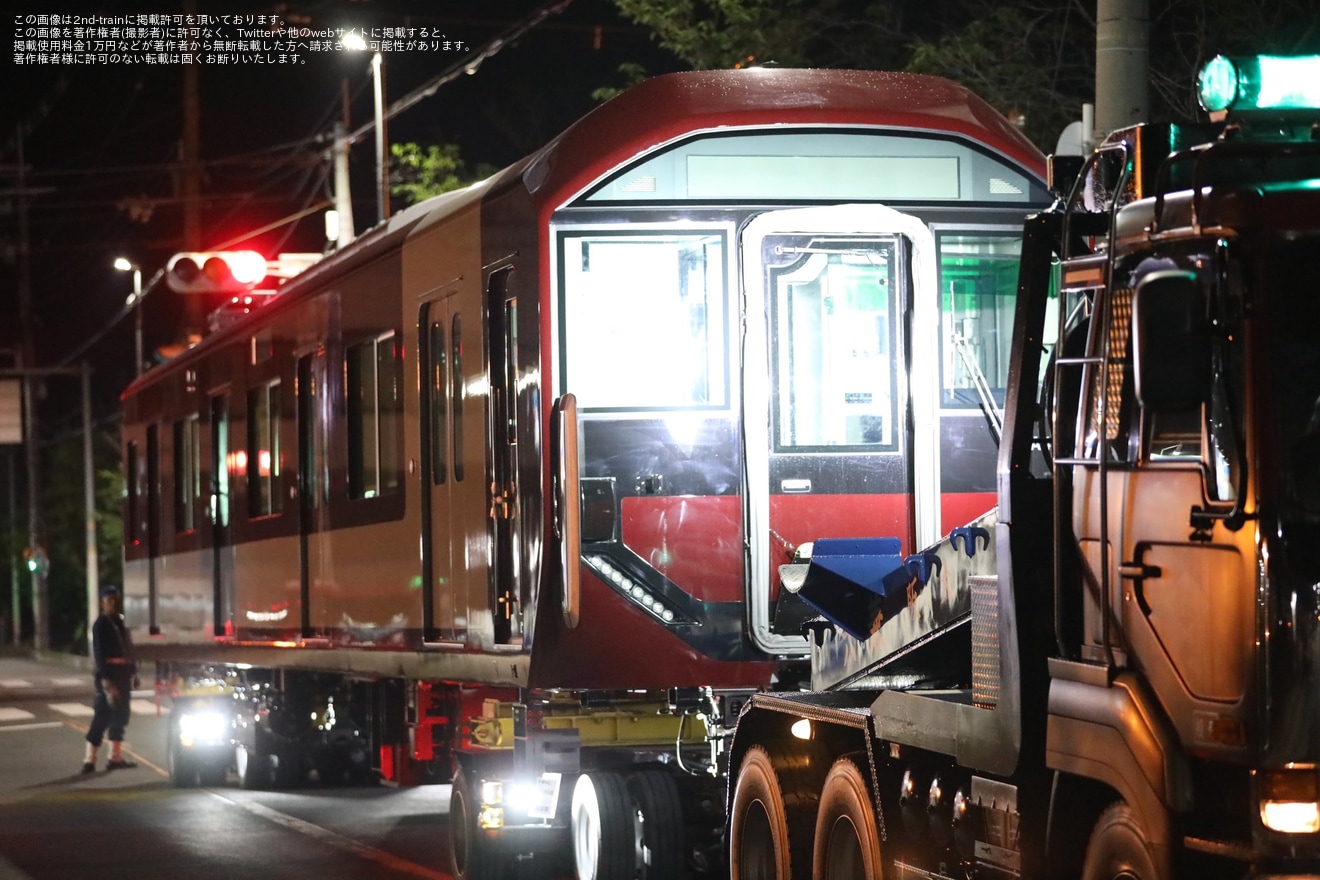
[199,762,228,787]
[812,758,882,880]
[1081,802,1162,880]
[449,767,501,880]
[235,741,270,790]
[628,770,686,880]
[167,734,199,788]
[571,771,634,880]
[730,744,822,880]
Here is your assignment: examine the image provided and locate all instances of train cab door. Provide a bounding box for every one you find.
[740,205,939,653]
[209,392,234,636]
[486,267,520,646]
[419,293,464,643]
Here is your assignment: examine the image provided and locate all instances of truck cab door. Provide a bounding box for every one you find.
[1071,251,1254,749]
[741,205,939,654]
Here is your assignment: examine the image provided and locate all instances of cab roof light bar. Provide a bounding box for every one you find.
[1197,54,1320,115]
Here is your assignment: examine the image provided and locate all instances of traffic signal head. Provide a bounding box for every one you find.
[166,251,268,294]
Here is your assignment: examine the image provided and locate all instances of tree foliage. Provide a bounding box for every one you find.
[390,142,497,205]
[611,0,1320,150]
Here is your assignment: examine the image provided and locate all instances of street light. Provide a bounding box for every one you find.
[343,32,389,225]
[113,257,144,376]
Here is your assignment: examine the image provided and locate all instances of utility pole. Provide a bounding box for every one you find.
[1095,0,1149,137]
[181,0,203,338]
[333,121,356,247]
[15,124,48,653]
[82,363,98,656]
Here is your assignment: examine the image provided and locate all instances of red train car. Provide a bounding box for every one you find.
[120,68,1046,879]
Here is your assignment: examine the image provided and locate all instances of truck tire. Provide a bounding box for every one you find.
[571,771,634,880]
[729,744,823,880]
[812,758,882,880]
[1081,802,1163,880]
[627,770,686,879]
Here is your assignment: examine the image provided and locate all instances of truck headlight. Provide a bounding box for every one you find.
[1259,767,1320,834]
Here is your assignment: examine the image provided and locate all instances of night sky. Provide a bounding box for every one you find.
[1,0,678,415]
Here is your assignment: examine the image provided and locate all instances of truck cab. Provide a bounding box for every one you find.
[726,53,1320,880]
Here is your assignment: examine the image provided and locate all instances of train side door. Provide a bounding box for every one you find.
[146,421,161,634]
[487,267,520,645]
[741,205,937,653]
[295,350,330,638]
[209,392,234,636]
[419,293,464,643]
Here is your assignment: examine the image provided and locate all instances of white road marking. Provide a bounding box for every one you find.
[0,679,33,689]
[0,721,62,733]
[0,707,36,722]
[48,703,96,717]
[207,791,451,879]
[129,699,157,715]
[52,677,87,687]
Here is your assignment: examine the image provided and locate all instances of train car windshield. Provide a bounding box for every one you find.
[558,229,729,411]
[580,131,1045,205]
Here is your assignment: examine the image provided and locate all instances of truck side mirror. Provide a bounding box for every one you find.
[1133,269,1209,412]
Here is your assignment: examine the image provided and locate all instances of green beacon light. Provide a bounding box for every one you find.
[1197,54,1320,114]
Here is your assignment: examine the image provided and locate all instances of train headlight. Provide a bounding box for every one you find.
[1259,767,1320,834]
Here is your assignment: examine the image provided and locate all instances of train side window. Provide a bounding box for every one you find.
[452,316,465,482]
[558,230,728,410]
[937,233,1022,411]
[247,380,283,517]
[347,331,402,499]
[173,414,201,532]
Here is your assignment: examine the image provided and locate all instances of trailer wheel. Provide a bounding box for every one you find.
[449,767,488,880]
[730,744,822,880]
[1081,802,1162,880]
[812,759,882,880]
[627,770,686,879]
[167,733,199,788]
[235,740,271,789]
[571,771,634,880]
[198,762,228,787]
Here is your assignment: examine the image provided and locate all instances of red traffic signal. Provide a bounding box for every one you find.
[165,251,268,294]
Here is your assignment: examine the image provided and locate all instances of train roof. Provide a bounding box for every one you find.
[521,67,1049,209]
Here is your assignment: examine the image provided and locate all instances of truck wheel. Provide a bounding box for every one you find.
[571,771,634,880]
[627,770,686,879]
[449,767,500,880]
[812,759,882,880]
[730,744,822,880]
[1081,802,1162,880]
